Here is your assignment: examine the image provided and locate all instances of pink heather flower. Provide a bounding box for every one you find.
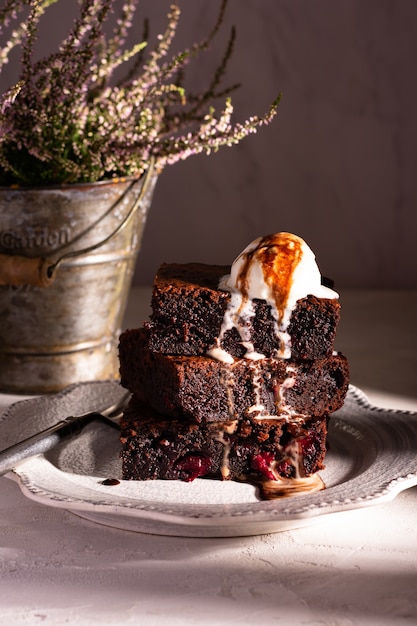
[0,0,280,185]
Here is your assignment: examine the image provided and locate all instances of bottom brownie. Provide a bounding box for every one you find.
[120,396,328,484]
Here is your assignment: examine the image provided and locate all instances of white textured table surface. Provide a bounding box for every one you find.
[0,287,416,626]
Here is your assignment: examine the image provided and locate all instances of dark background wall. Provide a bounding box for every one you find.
[2,0,416,287]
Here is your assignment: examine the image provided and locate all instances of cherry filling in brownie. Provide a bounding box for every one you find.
[120,395,328,484]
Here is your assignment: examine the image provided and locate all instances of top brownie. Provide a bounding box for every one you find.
[146,262,341,361]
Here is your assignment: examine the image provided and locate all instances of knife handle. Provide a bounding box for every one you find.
[0,412,100,477]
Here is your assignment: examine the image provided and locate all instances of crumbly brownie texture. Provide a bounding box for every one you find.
[119,327,349,423]
[147,263,341,361]
[120,396,328,482]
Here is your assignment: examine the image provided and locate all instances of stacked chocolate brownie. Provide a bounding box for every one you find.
[119,259,349,489]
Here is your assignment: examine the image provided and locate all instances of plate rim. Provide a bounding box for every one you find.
[3,382,417,535]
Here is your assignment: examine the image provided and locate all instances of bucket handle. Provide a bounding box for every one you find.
[0,159,155,288]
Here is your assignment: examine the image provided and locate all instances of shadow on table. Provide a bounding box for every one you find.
[1,480,416,623]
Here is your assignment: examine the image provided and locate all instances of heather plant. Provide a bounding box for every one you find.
[0,0,280,186]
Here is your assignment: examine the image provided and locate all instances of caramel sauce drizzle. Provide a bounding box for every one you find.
[236,233,303,325]
[256,474,325,500]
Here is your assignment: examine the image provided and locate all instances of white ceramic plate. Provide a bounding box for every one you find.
[1,381,417,537]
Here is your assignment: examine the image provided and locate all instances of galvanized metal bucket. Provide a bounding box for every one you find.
[0,167,158,394]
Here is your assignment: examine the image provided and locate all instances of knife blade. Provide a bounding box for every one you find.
[0,391,130,477]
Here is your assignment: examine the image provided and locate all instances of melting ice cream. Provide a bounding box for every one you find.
[208,232,338,361]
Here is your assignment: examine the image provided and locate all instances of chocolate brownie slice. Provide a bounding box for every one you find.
[120,396,328,482]
[119,328,349,423]
[147,263,341,361]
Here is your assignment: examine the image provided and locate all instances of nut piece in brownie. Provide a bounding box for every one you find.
[119,327,349,423]
[147,262,341,361]
[120,395,328,484]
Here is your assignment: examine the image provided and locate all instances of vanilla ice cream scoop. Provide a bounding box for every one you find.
[220,232,338,327]
[209,232,338,361]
